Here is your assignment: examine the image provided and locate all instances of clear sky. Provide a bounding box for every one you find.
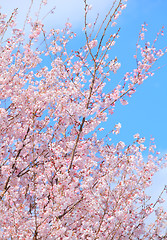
[1,0,167,209]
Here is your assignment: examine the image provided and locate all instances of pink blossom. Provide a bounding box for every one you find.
[42,0,47,5]
[109,59,121,73]
[120,98,128,105]
[111,22,117,27]
[134,133,140,139]
[88,39,98,49]
[88,4,92,10]
[120,4,127,10]
[113,123,121,134]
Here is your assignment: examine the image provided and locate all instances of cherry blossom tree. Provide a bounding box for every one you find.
[0,0,167,239]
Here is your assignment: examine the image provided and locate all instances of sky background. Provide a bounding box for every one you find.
[0,0,167,210]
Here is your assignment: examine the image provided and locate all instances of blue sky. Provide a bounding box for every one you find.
[111,0,167,151]
[1,0,167,209]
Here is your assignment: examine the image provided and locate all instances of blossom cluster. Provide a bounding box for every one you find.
[0,0,167,239]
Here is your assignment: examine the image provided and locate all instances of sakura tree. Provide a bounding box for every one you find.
[0,0,167,239]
